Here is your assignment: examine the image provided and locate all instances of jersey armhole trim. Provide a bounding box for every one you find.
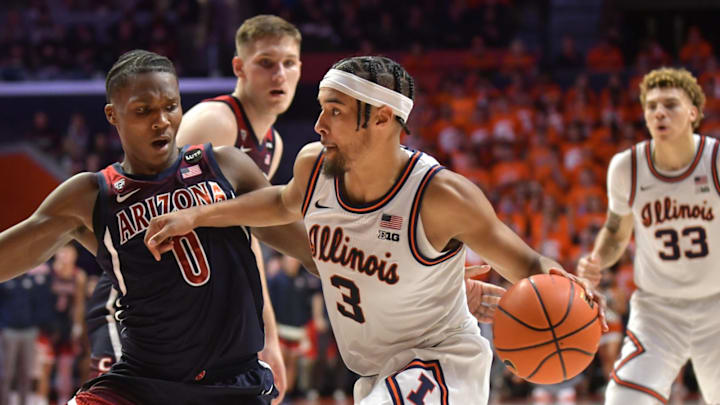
[408,165,463,266]
[712,139,720,197]
[629,145,637,207]
[302,152,325,217]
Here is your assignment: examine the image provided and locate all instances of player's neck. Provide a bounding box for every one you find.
[652,132,696,171]
[232,90,276,143]
[341,145,409,204]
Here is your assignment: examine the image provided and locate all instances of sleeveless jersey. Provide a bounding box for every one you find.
[608,134,720,299]
[301,148,478,376]
[203,95,277,175]
[92,144,265,382]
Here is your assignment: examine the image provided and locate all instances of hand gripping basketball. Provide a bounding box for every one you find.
[492,272,603,384]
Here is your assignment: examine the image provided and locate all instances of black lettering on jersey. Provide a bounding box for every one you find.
[377,230,400,242]
[308,224,399,285]
[184,149,203,164]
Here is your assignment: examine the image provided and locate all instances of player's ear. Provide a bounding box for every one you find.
[232,56,245,79]
[105,104,118,126]
[374,105,393,128]
[689,104,699,123]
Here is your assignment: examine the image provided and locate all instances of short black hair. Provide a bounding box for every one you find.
[330,56,415,134]
[105,49,176,102]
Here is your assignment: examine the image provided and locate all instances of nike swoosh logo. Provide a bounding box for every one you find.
[315,201,330,209]
[116,188,141,203]
[640,185,654,191]
[240,146,252,153]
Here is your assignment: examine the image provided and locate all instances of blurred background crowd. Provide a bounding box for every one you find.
[0,0,718,404]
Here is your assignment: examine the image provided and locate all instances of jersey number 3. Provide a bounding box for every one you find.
[331,275,365,323]
[171,231,211,286]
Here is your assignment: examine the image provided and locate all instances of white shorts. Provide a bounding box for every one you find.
[606,289,720,405]
[352,330,492,405]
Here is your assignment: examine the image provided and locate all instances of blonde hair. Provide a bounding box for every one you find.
[235,15,301,56]
[639,67,706,129]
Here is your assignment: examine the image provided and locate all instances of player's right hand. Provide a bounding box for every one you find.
[144,210,198,260]
[577,252,603,288]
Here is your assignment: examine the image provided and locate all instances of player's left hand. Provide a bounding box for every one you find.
[259,338,287,405]
[549,268,609,332]
[464,265,507,323]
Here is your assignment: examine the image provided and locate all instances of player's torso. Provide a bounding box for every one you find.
[630,135,720,298]
[203,95,276,175]
[92,144,265,381]
[302,149,478,376]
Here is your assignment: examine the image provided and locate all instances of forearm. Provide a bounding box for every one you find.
[0,215,75,282]
[591,227,630,269]
[252,222,318,276]
[193,186,300,228]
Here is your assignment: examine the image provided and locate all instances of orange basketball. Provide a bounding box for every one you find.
[492,273,601,384]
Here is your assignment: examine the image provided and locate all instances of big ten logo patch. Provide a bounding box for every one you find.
[378,229,400,242]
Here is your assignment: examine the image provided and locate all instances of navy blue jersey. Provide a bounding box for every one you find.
[91,143,264,384]
[203,94,277,175]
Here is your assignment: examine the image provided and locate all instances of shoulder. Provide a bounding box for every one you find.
[210,145,267,192]
[422,169,482,215]
[608,147,635,179]
[177,101,237,146]
[294,142,324,175]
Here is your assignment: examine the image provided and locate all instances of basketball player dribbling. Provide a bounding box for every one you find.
[145,55,607,405]
[0,49,315,404]
[577,67,720,405]
[85,15,301,403]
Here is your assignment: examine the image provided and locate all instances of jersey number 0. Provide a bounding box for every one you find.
[171,231,211,286]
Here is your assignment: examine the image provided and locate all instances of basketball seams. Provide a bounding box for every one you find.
[529,275,568,381]
[495,313,600,352]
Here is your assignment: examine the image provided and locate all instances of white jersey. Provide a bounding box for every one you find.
[301,148,480,377]
[607,134,720,299]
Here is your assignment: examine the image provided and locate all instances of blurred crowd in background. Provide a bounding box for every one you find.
[0,0,718,404]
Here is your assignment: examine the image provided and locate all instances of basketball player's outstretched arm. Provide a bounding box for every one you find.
[0,173,98,282]
[145,143,320,262]
[576,211,634,287]
[420,169,608,329]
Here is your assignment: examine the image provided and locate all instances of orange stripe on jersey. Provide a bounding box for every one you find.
[335,151,421,213]
[409,166,462,266]
[384,378,403,405]
[302,153,326,217]
[610,330,668,404]
[629,145,637,207]
[712,140,720,197]
[646,136,705,182]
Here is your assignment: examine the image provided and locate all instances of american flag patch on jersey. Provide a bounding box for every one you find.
[380,214,403,230]
[695,175,708,185]
[181,165,202,179]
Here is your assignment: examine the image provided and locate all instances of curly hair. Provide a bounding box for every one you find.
[639,67,706,129]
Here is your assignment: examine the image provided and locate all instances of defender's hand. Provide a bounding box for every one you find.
[549,268,609,332]
[577,252,603,287]
[464,265,507,323]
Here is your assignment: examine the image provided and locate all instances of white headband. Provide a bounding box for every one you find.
[319,68,414,122]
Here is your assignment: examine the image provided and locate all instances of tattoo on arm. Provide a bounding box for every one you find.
[604,212,622,234]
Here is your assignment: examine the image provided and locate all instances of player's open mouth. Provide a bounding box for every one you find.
[152,139,170,149]
[270,90,285,96]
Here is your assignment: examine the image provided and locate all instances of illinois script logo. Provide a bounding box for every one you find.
[308,224,399,285]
